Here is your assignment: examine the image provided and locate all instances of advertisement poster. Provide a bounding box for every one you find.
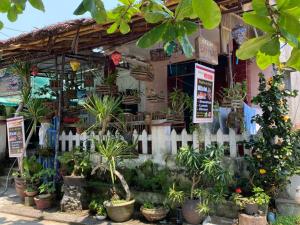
[7,116,25,158]
[193,63,215,123]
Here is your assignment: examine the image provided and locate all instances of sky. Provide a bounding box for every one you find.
[0,0,119,40]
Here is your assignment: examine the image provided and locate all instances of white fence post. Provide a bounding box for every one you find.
[229,128,237,158]
[171,129,177,155]
[141,129,148,154]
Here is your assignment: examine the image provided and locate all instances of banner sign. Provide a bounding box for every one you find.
[7,116,25,158]
[195,36,218,65]
[193,64,215,123]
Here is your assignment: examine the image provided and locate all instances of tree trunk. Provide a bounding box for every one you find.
[19,125,35,174]
[114,169,131,201]
[15,101,24,117]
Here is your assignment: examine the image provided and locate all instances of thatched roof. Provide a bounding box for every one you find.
[0,0,250,68]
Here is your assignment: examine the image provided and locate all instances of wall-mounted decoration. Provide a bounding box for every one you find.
[232,25,247,45]
[0,69,22,97]
[195,36,218,65]
[111,51,122,65]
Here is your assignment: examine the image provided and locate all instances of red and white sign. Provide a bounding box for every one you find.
[7,116,26,158]
[193,64,215,123]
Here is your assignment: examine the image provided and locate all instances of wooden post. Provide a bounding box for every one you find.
[54,54,64,178]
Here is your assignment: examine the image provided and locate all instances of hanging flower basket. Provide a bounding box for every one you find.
[150,48,170,61]
[122,95,141,105]
[131,66,154,81]
[96,85,118,96]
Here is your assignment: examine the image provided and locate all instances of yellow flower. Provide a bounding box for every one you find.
[278,83,285,91]
[259,169,267,175]
[278,63,285,71]
[282,115,290,122]
[267,77,273,85]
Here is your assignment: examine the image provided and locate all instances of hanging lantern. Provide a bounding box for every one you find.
[232,25,247,45]
[70,59,81,72]
[111,51,122,65]
[31,65,39,76]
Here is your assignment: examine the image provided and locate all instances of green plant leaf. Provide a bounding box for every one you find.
[278,13,300,37]
[7,5,18,22]
[119,20,130,34]
[178,34,194,58]
[260,37,280,56]
[179,20,198,35]
[277,0,300,10]
[256,51,280,70]
[243,12,275,33]
[192,0,221,29]
[144,11,168,23]
[175,0,197,20]
[107,22,119,34]
[236,34,272,60]
[74,1,87,15]
[83,0,107,24]
[0,21,3,30]
[286,48,300,71]
[136,23,167,48]
[280,28,300,48]
[118,0,133,5]
[29,0,45,12]
[0,0,10,13]
[252,0,268,15]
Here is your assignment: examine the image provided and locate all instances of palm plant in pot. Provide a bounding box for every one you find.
[58,147,91,186]
[172,145,232,224]
[93,136,135,222]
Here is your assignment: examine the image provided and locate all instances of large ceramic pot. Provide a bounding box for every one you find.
[245,203,259,215]
[140,206,169,222]
[63,176,85,187]
[34,194,52,210]
[24,190,38,197]
[182,199,204,225]
[104,199,135,222]
[14,176,26,200]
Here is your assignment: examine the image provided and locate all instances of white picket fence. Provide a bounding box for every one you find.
[59,126,250,164]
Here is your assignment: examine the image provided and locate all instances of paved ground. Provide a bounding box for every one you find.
[0,212,67,225]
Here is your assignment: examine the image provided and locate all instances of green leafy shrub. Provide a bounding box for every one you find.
[274,216,300,225]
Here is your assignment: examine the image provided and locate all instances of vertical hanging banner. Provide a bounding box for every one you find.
[7,116,25,158]
[193,64,215,123]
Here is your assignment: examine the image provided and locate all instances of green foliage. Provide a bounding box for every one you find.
[232,187,270,209]
[89,199,106,216]
[58,147,91,177]
[274,215,300,225]
[143,201,155,209]
[83,95,122,133]
[246,72,300,198]
[38,181,55,194]
[0,105,6,117]
[169,88,192,114]
[167,184,185,208]
[176,144,232,203]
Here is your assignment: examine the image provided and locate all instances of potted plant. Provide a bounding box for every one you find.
[140,201,169,222]
[233,187,270,215]
[122,89,141,105]
[24,185,38,197]
[58,147,91,186]
[89,200,107,221]
[170,145,231,224]
[34,181,56,210]
[95,70,119,95]
[167,89,192,122]
[93,136,135,222]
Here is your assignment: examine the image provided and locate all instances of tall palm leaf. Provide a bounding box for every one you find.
[83,95,122,134]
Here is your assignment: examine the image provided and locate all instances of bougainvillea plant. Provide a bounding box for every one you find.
[246,71,300,198]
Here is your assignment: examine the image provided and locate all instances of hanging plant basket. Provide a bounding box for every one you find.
[96,85,118,96]
[131,66,154,81]
[146,94,164,103]
[166,113,184,122]
[150,48,170,61]
[122,96,141,105]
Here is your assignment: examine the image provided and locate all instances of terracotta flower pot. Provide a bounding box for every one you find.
[104,199,135,222]
[14,176,26,200]
[24,190,38,197]
[140,206,169,222]
[34,194,52,210]
[182,199,204,225]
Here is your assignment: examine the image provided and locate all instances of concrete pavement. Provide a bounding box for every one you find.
[0,212,68,225]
